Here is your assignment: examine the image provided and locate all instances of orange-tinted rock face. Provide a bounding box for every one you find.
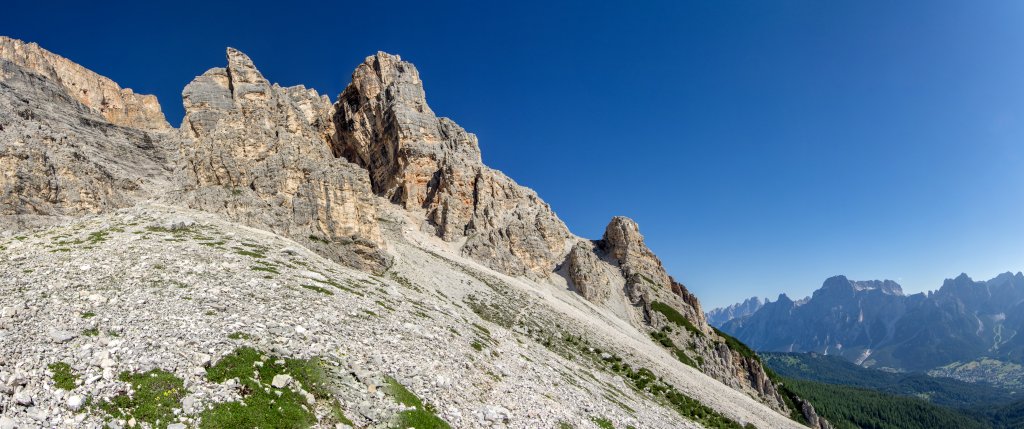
[332,52,571,277]
[0,36,170,131]
[178,49,388,272]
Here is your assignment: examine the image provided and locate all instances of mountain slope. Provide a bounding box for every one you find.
[780,378,988,429]
[761,352,1021,409]
[0,36,816,428]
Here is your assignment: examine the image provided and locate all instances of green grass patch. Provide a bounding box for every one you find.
[251,265,279,274]
[301,284,334,296]
[576,338,750,429]
[200,347,330,429]
[49,362,78,390]
[471,323,491,337]
[386,376,450,429]
[650,301,703,336]
[81,312,96,319]
[227,332,252,340]
[591,416,615,429]
[312,278,364,297]
[388,271,420,291]
[82,327,99,337]
[471,341,485,352]
[651,330,675,348]
[96,369,185,427]
[234,249,265,258]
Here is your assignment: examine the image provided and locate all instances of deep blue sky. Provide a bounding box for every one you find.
[6,1,1023,308]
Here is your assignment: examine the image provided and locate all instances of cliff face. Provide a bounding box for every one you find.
[0,45,172,227]
[0,37,170,131]
[176,48,389,272]
[331,53,572,278]
[561,215,795,413]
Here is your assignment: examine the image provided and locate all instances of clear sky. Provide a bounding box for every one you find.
[5,1,1023,308]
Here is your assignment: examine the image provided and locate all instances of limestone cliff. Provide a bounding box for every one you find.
[563,216,799,414]
[0,36,170,131]
[177,48,388,272]
[0,50,172,227]
[331,53,571,277]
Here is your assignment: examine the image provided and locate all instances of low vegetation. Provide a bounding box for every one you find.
[591,416,615,428]
[782,377,988,429]
[49,362,78,390]
[651,301,702,336]
[200,347,332,428]
[96,369,186,427]
[761,352,1022,409]
[385,376,451,429]
[301,283,334,295]
[563,335,751,429]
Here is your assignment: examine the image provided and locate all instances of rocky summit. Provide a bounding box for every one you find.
[0,36,825,429]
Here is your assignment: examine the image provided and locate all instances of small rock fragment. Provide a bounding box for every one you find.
[271,374,292,389]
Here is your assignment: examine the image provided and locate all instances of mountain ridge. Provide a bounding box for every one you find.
[0,36,822,428]
[717,272,1024,375]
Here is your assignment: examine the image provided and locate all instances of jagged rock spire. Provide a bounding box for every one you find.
[331,52,571,277]
[178,48,388,271]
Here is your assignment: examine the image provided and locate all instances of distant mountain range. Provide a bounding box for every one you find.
[707,296,765,326]
[712,272,1024,374]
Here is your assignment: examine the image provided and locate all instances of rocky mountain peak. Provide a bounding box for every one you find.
[0,36,170,131]
[331,51,570,277]
[596,216,707,328]
[601,216,671,288]
[706,296,765,327]
[225,48,269,89]
[177,48,388,271]
[330,52,481,200]
[818,276,903,296]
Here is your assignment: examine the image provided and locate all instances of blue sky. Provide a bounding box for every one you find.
[5,1,1023,308]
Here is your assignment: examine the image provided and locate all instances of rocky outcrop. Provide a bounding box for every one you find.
[0,53,172,227]
[559,216,794,414]
[0,36,170,131]
[794,395,834,429]
[601,216,707,329]
[331,52,571,277]
[564,240,622,303]
[177,48,388,271]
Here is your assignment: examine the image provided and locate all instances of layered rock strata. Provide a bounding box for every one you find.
[0,50,172,227]
[0,36,170,131]
[331,52,571,277]
[177,48,388,271]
